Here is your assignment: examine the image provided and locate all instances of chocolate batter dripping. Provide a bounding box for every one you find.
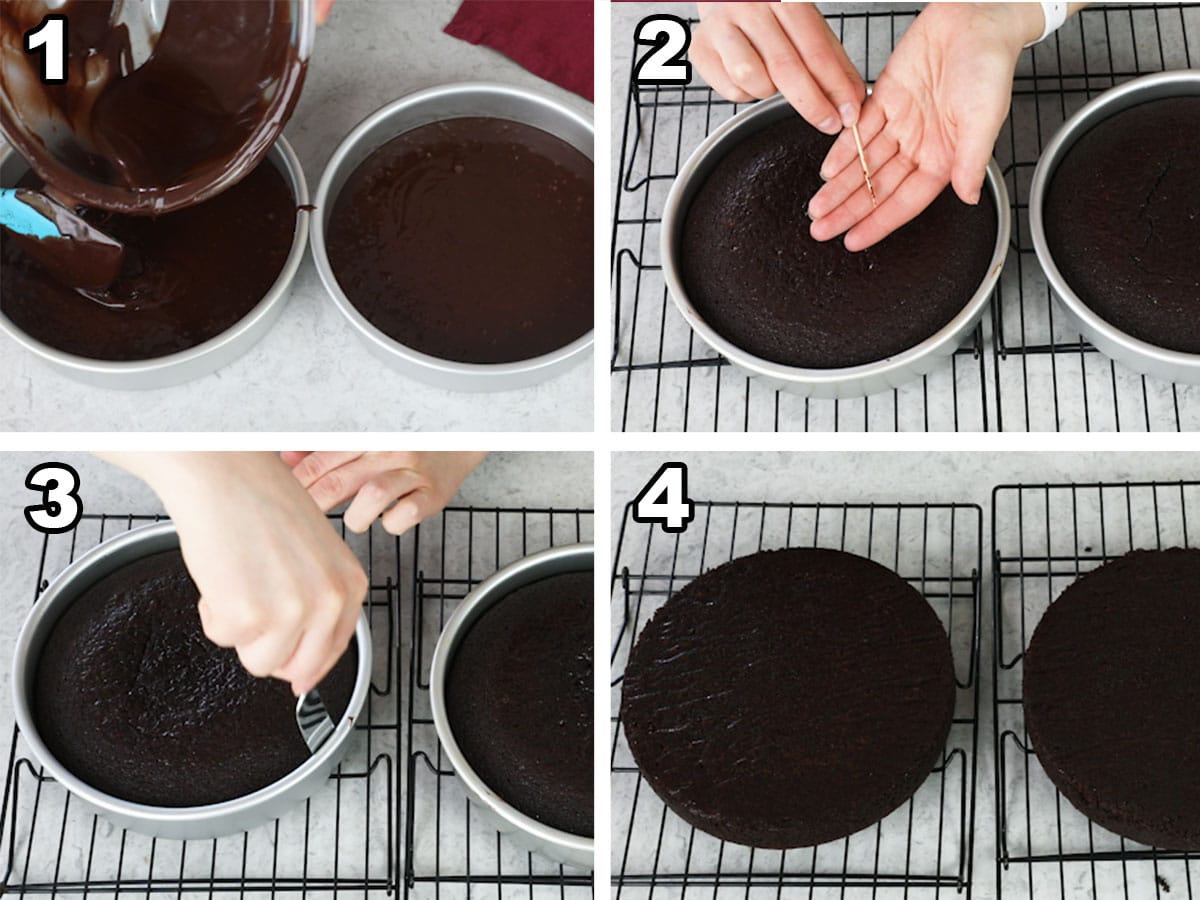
[0,0,305,215]
[326,117,593,364]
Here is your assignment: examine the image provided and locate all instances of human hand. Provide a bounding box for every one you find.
[99,452,368,696]
[315,0,335,25]
[280,451,487,535]
[807,3,1043,250]
[691,2,865,133]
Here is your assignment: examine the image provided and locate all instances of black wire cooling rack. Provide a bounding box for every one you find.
[610,499,982,896]
[991,482,1200,899]
[611,4,1200,432]
[403,505,594,900]
[0,512,400,897]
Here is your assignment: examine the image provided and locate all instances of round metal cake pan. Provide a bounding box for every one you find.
[0,137,309,390]
[11,521,373,841]
[1030,69,1200,384]
[430,543,594,870]
[661,94,1011,399]
[311,82,594,392]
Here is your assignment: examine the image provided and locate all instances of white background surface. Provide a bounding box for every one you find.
[0,0,594,432]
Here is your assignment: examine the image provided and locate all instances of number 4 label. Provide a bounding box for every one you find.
[633,15,692,86]
[633,462,695,534]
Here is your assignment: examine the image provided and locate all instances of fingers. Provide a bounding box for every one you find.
[739,9,841,132]
[709,20,776,100]
[818,99,887,180]
[279,450,310,468]
[949,118,1001,206]
[342,469,421,533]
[237,623,305,681]
[291,450,364,492]
[775,5,866,126]
[315,0,335,25]
[690,32,754,102]
[810,150,916,242]
[303,456,385,512]
[198,595,264,647]
[808,129,898,220]
[379,490,433,537]
[843,168,948,251]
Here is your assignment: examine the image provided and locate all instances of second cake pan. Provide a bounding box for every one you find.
[11,522,373,840]
[660,95,1011,400]
[1029,69,1200,385]
[311,82,594,392]
[429,542,594,870]
[0,138,310,390]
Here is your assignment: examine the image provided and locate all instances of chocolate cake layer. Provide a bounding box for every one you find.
[620,547,956,848]
[326,117,593,364]
[1023,547,1200,850]
[35,550,358,808]
[1044,96,1200,354]
[1,159,296,360]
[680,115,997,368]
[446,570,593,837]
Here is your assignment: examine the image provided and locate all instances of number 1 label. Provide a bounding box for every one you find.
[24,15,68,85]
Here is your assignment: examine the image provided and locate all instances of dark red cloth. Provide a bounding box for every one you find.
[444,0,593,102]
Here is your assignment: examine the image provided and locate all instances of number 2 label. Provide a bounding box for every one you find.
[634,15,692,86]
[633,462,695,534]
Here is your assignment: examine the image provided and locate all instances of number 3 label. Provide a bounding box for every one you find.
[634,15,692,86]
[25,463,83,534]
[633,462,695,534]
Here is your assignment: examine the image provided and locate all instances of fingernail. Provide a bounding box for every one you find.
[838,103,858,127]
[967,189,981,205]
[816,115,841,135]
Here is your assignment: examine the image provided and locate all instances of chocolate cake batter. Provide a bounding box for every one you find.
[0,158,296,360]
[1044,96,1200,354]
[35,550,358,808]
[680,115,997,369]
[621,547,956,848]
[1023,548,1200,851]
[0,0,305,215]
[326,117,593,364]
[445,570,593,837]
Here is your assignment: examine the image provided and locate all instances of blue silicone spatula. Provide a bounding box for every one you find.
[0,189,125,291]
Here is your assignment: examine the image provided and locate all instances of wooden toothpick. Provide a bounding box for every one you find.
[851,123,877,208]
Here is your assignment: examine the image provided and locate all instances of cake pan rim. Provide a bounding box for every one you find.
[429,542,594,870]
[1029,69,1200,384]
[310,81,595,392]
[660,94,1011,399]
[0,136,310,390]
[11,520,373,840]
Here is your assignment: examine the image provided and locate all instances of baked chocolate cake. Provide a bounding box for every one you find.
[35,550,358,808]
[0,160,296,361]
[620,547,956,848]
[326,117,593,364]
[445,570,593,837]
[680,115,997,369]
[1023,547,1200,850]
[1043,96,1200,354]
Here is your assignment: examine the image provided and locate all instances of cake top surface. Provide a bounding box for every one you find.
[1043,96,1200,355]
[1022,546,1200,850]
[446,569,594,837]
[35,549,358,808]
[679,115,998,369]
[620,546,956,848]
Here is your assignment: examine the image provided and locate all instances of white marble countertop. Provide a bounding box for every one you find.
[0,0,594,432]
[611,451,1200,900]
